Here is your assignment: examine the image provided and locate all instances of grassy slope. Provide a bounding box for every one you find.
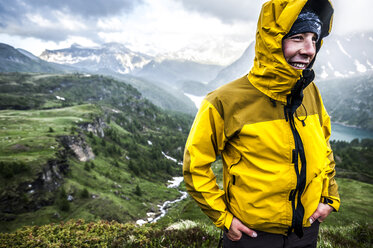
[0,104,94,160]
[323,178,373,226]
[0,73,191,233]
[0,104,183,232]
[0,105,96,193]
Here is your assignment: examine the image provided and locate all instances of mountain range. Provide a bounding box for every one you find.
[39,43,223,87]
[314,32,373,80]
[0,42,197,114]
[317,71,373,130]
[1,31,373,129]
[37,32,373,96]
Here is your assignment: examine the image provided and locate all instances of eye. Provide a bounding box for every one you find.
[290,35,303,41]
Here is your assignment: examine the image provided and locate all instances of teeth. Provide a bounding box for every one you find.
[290,63,306,69]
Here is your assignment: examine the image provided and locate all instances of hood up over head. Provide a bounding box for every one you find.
[248,0,334,103]
[284,11,322,42]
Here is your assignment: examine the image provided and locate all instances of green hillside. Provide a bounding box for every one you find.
[0,72,193,232]
[1,72,372,247]
[331,139,373,184]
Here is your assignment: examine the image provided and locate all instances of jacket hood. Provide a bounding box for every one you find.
[248,0,334,103]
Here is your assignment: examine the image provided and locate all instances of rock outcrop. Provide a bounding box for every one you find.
[0,159,69,214]
[59,135,95,162]
[79,118,107,138]
[0,120,102,217]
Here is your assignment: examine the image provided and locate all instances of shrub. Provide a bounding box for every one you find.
[134,185,142,196]
[80,188,89,198]
[113,161,119,167]
[128,160,139,175]
[56,188,70,212]
[84,162,91,171]
[0,219,220,248]
[87,131,93,138]
[0,161,29,179]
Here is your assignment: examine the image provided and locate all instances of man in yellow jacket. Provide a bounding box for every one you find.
[183,0,340,247]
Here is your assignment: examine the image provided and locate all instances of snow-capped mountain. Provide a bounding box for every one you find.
[34,31,373,116]
[39,43,222,87]
[40,43,153,74]
[314,32,373,80]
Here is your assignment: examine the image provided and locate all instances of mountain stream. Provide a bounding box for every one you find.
[136,176,187,226]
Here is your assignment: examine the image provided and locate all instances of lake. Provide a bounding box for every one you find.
[331,123,373,142]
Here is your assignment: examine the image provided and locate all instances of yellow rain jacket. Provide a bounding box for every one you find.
[183,0,340,236]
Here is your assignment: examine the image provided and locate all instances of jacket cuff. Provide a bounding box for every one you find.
[322,196,340,212]
[222,211,234,231]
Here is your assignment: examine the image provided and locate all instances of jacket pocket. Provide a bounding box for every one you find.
[321,168,331,198]
[222,146,241,204]
[222,146,242,171]
[226,175,236,203]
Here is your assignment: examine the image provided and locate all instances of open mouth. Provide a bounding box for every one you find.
[289,62,308,69]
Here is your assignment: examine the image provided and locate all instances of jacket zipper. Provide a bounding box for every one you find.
[284,104,307,238]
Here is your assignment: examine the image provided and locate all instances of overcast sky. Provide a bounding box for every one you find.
[1,0,372,65]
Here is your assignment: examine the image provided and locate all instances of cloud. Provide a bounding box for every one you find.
[0,0,143,42]
[332,0,373,34]
[176,0,373,34]
[175,0,266,23]
[93,0,256,65]
[0,0,143,19]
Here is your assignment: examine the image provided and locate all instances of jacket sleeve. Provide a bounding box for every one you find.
[183,99,233,230]
[320,106,341,211]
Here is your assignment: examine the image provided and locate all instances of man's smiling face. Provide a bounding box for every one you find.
[282,32,317,70]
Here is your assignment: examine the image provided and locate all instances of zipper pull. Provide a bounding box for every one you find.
[284,107,289,122]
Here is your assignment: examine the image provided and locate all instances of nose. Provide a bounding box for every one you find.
[300,38,316,57]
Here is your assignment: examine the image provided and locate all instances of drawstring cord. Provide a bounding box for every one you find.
[274,98,308,127]
[285,69,314,126]
[295,103,308,126]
